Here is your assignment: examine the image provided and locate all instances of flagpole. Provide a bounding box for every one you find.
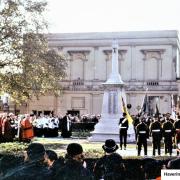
[139,88,148,115]
[171,94,176,120]
[121,96,133,124]
[155,96,160,117]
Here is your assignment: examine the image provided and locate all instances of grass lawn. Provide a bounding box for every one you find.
[0,137,177,160]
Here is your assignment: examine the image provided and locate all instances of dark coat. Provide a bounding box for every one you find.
[2,119,14,142]
[174,119,180,130]
[119,117,129,130]
[162,121,174,137]
[168,157,180,169]
[2,161,52,180]
[136,122,149,143]
[149,121,162,141]
[54,159,93,180]
[93,153,125,180]
[50,157,64,178]
[61,115,72,138]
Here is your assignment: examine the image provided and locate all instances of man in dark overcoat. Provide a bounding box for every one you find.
[93,139,125,180]
[2,143,51,180]
[61,113,72,138]
[54,143,93,180]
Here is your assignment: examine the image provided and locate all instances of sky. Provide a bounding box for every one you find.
[46,0,180,34]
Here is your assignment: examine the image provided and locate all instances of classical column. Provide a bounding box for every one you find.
[93,47,99,80]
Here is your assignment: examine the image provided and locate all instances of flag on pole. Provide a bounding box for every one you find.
[121,96,133,124]
[171,94,176,120]
[139,94,149,116]
[155,97,160,117]
[155,103,160,117]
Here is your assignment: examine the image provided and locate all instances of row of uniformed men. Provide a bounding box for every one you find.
[119,113,180,156]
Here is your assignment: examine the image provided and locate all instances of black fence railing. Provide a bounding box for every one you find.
[71,122,96,131]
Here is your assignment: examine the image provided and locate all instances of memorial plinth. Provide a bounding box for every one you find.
[90,41,135,142]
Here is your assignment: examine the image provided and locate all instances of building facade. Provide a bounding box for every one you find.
[17,31,180,116]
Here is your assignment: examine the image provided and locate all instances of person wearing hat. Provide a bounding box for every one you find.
[93,139,125,180]
[173,115,180,155]
[136,117,149,156]
[118,112,129,150]
[2,143,52,180]
[162,117,174,156]
[54,143,93,180]
[149,116,162,156]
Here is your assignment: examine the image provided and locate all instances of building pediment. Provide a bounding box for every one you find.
[141,49,165,60]
[67,50,90,61]
[103,50,127,61]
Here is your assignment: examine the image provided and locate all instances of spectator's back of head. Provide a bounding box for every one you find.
[26,143,45,161]
[102,139,119,153]
[45,150,58,162]
[168,158,180,169]
[67,143,83,158]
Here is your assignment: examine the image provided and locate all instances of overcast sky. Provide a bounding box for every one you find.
[47,0,180,34]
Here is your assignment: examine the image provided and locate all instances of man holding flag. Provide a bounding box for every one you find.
[118,112,128,150]
[118,96,134,150]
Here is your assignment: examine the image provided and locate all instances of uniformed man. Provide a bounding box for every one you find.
[149,116,162,156]
[136,117,149,156]
[118,112,129,150]
[162,116,174,156]
[173,115,180,155]
[133,114,140,141]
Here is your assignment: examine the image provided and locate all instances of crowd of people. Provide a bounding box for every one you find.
[0,113,35,143]
[0,112,100,142]
[0,111,180,179]
[0,139,180,180]
[1,111,180,157]
[119,112,180,156]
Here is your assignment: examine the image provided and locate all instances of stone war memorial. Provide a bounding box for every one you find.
[90,40,135,142]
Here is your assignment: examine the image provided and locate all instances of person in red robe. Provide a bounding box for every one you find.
[20,114,34,143]
[1,115,14,142]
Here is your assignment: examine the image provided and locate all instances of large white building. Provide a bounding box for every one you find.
[16,30,180,116]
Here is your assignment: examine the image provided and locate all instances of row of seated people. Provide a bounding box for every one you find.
[0,139,180,180]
